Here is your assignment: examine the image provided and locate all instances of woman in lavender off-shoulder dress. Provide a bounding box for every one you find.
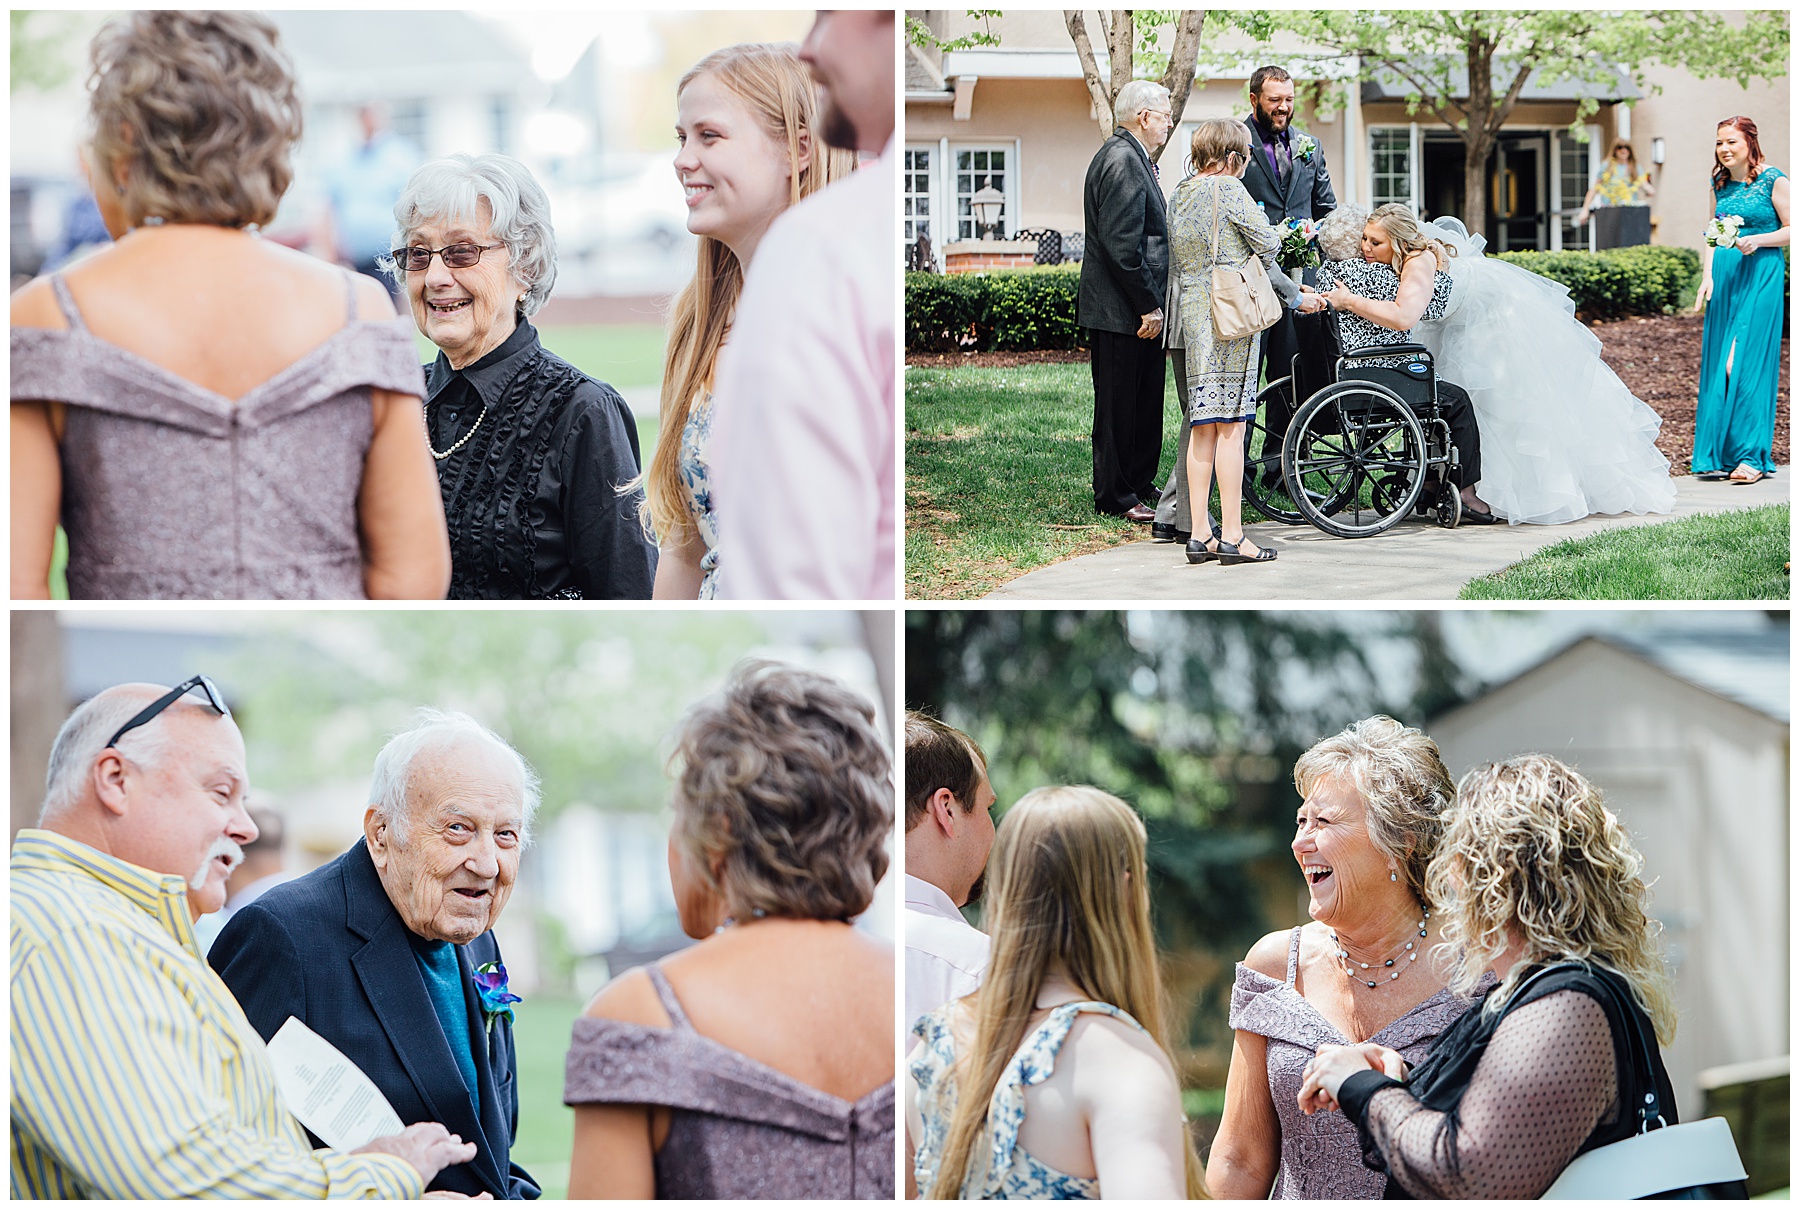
[1208,717,1493,1198]
[563,662,894,1199]
[10,11,448,600]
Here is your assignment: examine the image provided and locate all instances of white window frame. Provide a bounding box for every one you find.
[948,141,1021,243]
[1367,123,1420,213]
[903,143,942,260]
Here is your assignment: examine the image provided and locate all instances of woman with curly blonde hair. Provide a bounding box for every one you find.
[642,43,854,598]
[906,786,1205,1199]
[1297,755,1687,1199]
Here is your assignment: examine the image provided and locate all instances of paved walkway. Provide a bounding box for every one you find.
[986,474,1790,600]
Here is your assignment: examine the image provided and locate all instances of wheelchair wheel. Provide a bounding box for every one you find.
[1244,379,1338,525]
[1282,381,1427,538]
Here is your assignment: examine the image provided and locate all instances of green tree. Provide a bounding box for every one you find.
[1274,10,1790,235]
[1064,10,1279,157]
[11,12,81,94]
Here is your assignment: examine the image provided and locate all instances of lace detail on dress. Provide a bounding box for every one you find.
[1715,166,1786,237]
[676,391,720,599]
[1362,990,1618,1199]
[911,1000,1149,1199]
[12,272,422,600]
[1226,929,1492,1199]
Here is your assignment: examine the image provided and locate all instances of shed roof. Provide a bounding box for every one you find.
[1437,629,1789,728]
[1360,61,1641,105]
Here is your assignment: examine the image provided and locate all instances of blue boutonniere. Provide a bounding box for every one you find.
[1294,133,1317,164]
[473,961,522,1031]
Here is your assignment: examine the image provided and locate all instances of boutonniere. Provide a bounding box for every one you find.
[473,961,522,1031]
[1292,133,1317,163]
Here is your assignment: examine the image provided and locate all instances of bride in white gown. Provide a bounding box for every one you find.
[1415,213,1677,525]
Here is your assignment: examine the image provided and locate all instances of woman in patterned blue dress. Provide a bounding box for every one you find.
[1171,119,1324,567]
[639,44,852,598]
[905,786,1204,1199]
[1692,116,1789,484]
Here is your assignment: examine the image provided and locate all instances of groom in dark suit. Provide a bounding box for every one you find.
[1242,65,1337,436]
[1078,80,1174,520]
[212,712,540,1200]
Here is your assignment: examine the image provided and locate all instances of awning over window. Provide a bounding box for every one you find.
[1360,62,1642,105]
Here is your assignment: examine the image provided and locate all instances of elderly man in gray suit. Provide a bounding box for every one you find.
[1077,79,1174,522]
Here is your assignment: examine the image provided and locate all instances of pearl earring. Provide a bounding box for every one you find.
[1390,871,1398,881]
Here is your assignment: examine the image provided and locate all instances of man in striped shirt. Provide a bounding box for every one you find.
[11,679,476,1199]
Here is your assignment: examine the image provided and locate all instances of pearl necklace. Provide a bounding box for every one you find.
[425,397,489,460]
[1331,908,1428,988]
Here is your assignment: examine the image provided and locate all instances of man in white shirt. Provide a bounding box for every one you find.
[711,10,896,599]
[904,712,996,1033]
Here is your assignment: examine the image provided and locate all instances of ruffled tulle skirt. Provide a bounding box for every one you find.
[1417,218,1677,524]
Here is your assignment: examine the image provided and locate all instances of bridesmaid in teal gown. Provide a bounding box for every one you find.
[1692,115,1790,483]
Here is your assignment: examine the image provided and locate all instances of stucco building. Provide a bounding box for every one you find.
[905,10,1788,267]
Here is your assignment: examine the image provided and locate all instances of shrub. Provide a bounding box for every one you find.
[1495,245,1699,319]
[906,265,1085,352]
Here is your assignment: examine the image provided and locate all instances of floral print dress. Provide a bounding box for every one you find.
[1170,174,1283,425]
[676,391,720,599]
[911,1000,1149,1199]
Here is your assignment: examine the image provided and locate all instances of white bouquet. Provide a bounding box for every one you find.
[1704,215,1744,248]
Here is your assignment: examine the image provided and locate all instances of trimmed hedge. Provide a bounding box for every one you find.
[1494,245,1700,319]
[906,246,1704,352]
[906,264,1084,352]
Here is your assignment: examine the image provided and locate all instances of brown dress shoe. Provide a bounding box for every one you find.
[1123,504,1156,523]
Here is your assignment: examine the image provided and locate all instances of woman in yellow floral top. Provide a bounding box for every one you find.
[1576,140,1656,227]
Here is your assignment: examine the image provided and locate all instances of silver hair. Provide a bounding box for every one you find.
[1114,80,1170,127]
[1317,203,1370,262]
[384,153,557,318]
[42,690,176,819]
[366,709,540,847]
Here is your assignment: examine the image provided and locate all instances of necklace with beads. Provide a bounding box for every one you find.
[425,397,489,460]
[1331,908,1428,988]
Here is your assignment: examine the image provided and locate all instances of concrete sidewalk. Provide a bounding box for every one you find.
[985,474,1790,600]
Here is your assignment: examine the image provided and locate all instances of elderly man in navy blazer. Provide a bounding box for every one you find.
[1078,79,1174,522]
[212,711,540,1200]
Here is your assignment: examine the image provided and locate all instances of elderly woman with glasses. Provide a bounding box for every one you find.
[389,153,657,599]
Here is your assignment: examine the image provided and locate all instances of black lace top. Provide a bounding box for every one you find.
[1338,963,1678,1200]
[424,322,656,599]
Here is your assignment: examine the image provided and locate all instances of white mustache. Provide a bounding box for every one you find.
[189,836,245,892]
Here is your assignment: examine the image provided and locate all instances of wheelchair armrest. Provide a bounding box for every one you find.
[1342,343,1432,361]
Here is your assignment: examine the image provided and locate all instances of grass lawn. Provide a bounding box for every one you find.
[909,361,1222,599]
[509,994,582,1199]
[1461,504,1790,600]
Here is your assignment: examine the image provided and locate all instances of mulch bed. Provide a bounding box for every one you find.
[907,314,1791,475]
[1590,313,1788,474]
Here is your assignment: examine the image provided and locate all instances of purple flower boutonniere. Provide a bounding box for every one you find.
[473,961,522,1031]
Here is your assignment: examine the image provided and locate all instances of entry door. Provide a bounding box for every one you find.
[1490,135,1548,252]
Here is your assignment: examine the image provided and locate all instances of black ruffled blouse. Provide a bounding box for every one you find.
[424,322,656,599]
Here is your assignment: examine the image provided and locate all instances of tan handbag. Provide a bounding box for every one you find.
[1207,179,1283,340]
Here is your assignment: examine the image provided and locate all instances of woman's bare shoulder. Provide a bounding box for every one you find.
[1243,927,1298,978]
[581,966,671,1027]
[10,276,67,331]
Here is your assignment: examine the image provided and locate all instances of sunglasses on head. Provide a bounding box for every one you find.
[105,675,230,751]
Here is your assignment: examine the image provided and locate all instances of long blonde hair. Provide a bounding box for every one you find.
[1427,755,1678,1046]
[926,786,1206,1199]
[1368,202,1457,274]
[640,43,853,548]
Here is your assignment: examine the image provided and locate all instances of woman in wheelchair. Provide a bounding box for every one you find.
[1317,204,1676,526]
[1311,206,1499,524]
